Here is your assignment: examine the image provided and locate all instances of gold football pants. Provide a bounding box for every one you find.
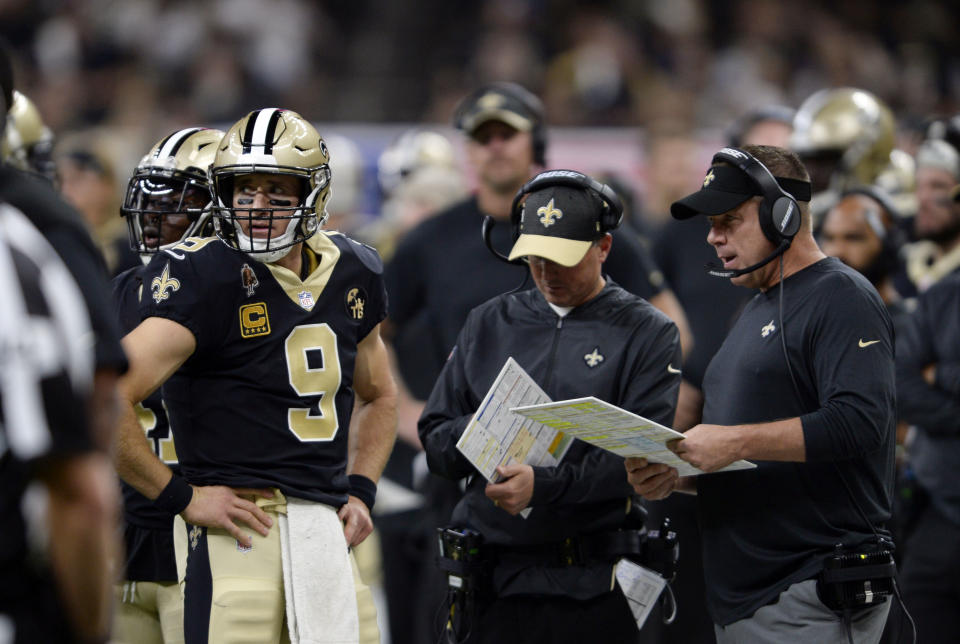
[174,498,379,643]
[113,580,185,644]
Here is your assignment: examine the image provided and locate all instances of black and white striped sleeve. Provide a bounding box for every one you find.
[0,202,94,462]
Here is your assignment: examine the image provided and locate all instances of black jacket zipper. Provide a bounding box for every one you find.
[541,315,564,393]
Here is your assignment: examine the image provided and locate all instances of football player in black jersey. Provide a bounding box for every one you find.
[113,126,223,644]
[114,108,397,643]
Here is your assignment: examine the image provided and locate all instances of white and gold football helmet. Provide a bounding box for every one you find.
[377,129,457,197]
[791,88,895,192]
[209,108,332,263]
[121,127,223,261]
[1,91,56,181]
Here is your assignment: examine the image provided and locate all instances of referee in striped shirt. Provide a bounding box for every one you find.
[0,200,119,644]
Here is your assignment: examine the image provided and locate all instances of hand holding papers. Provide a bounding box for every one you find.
[455,358,754,483]
[511,397,755,477]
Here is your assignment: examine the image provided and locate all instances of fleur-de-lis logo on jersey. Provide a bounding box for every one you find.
[189,525,202,551]
[703,170,716,187]
[537,199,563,227]
[584,347,604,368]
[761,320,776,338]
[151,262,181,304]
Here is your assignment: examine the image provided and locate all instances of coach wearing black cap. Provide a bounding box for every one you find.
[381,84,686,642]
[627,145,897,643]
[419,170,681,643]
[386,82,678,401]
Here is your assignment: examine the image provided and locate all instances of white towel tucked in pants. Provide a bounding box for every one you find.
[279,498,359,644]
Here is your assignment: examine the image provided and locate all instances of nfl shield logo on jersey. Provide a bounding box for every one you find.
[298,290,315,310]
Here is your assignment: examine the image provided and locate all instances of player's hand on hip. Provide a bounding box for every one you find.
[181,485,274,548]
[485,463,534,515]
[667,424,740,472]
[625,458,678,500]
[339,495,373,547]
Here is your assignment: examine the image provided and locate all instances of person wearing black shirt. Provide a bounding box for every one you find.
[382,82,686,644]
[0,200,118,644]
[0,46,123,644]
[386,82,680,400]
[895,271,960,642]
[627,145,895,643]
[420,171,681,643]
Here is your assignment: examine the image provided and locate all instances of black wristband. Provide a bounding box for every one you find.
[348,474,377,512]
[153,475,193,516]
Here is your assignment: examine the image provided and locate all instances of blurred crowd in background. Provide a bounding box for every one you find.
[2,0,960,229]
[2,0,959,130]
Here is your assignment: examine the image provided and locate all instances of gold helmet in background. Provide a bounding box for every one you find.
[874,148,917,217]
[121,127,224,260]
[1,91,56,181]
[210,108,332,263]
[377,129,457,197]
[791,88,895,194]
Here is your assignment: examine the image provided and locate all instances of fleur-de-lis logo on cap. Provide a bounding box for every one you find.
[537,198,563,227]
[477,92,504,110]
[703,170,716,187]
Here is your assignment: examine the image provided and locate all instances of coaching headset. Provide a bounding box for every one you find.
[482,169,624,265]
[705,147,807,278]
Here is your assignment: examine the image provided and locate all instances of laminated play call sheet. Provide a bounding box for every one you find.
[455,357,573,483]
[510,397,755,476]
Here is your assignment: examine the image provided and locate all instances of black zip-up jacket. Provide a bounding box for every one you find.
[419,280,681,599]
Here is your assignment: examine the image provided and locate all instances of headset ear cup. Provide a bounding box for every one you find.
[757,198,780,245]
[772,196,801,240]
[598,204,615,233]
[605,204,623,232]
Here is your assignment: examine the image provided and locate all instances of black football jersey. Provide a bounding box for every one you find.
[139,232,387,507]
[113,265,181,531]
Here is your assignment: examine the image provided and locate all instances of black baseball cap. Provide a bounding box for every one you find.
[455,83,542,136]
[670,165,811,219]
[508,185,604,266]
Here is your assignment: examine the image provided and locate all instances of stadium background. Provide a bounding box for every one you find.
[2,0,958,228]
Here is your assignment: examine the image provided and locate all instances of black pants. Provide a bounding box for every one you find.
[1,573,78,644]
[458,589,640,644]
[900,502,960,643]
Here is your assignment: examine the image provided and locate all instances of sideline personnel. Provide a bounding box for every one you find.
[627,145,896,643]
[419,170,681,643]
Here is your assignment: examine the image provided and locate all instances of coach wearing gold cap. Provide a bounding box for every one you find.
[418,169,682,643]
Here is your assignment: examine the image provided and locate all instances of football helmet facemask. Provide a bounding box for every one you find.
[1,91,57,182]
[209,108,331,264]
[121,127,224,262]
